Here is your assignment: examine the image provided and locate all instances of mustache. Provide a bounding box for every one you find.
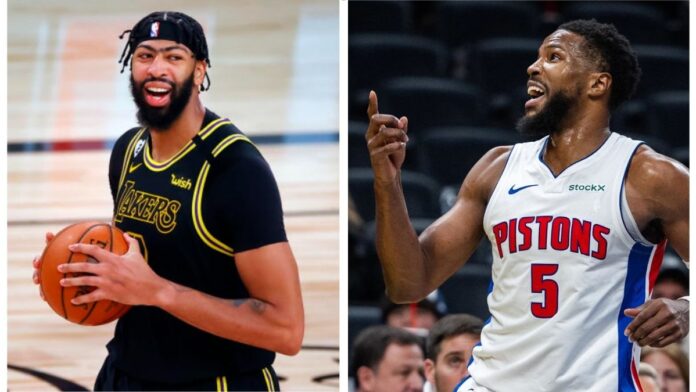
[139,77,176,88]
[527,77,547,90]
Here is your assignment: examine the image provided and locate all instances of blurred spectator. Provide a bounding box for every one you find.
[424,314,484,392]
[638,362,662,392]
[652,267,689,301]
[382,291,447,333]
[641,344,689,392]
[351,325,425,392]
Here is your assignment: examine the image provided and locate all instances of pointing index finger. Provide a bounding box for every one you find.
[367,90,379,118]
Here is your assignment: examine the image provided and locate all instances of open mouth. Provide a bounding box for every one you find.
[525,82,546,111]
[143,84,173,107]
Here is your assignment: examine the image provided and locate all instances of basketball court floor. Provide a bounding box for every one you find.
[8,0,339,390]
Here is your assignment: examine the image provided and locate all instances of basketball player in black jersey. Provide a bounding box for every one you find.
[32,11,304,391]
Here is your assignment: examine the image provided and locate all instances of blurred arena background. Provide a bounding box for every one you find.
[8,0,338,390]
[348,0,689,381]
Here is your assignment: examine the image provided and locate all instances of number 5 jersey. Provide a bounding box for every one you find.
[472,132,666,392]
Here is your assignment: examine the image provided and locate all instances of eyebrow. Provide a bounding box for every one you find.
[544,43,566,51]
[136,44,193,55]
[537,43,567,57]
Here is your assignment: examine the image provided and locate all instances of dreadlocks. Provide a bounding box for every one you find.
[119,11,212,91]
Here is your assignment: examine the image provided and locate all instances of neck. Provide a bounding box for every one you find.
[543,106,610,175]
[149,97,206,162]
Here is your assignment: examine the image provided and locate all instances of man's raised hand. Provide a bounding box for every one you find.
[365,91,409,184]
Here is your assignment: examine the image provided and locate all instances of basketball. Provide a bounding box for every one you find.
[39,221,131,326]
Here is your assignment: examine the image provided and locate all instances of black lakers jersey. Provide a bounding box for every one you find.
[106,109,287,383]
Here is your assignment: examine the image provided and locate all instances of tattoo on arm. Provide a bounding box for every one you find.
[231,298,268,314]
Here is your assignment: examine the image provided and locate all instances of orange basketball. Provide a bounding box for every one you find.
[39,221,131,326]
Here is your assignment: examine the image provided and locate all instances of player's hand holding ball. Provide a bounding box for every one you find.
[33,221,167,325]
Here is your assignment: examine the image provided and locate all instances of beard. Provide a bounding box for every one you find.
[130,71,195,130]
[515,87,578,139]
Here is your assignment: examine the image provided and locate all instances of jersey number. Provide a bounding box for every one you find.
[531,264,559,318]
[126,231,149,262]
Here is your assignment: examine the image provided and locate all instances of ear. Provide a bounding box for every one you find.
[194,60,207,89]
[587,72,612,100]
[357,366,376,392]
[424,358,436,385]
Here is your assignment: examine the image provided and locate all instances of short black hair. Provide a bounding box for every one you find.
[558,19,641,110]
[380,296,446,323]
[351,326,423,388]
[655,267,689,291]
[426,314,483,361]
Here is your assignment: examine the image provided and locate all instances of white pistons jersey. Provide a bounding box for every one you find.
[465,133,666,392]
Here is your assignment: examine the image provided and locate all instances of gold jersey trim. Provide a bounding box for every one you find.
[191,134,254,257]
[118,128,147,191]
[262,367,274,392]
[144,118,233,172]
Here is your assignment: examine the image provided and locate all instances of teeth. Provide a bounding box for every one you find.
[147,87,169,93]
[527,86,544,97]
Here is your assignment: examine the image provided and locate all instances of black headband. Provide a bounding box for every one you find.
[118,11,212,91]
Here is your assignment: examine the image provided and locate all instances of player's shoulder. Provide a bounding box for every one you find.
[115,126,144,146]
[111,126,145,158]
[203,121,273,183]
[627,143,689,193]
[209,123,263,163]
[463,145,514,201]
[473,145,514,179]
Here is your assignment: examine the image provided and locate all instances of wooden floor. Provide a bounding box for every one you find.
[8,1,339,390]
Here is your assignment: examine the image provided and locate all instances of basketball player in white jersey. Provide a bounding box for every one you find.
[365,19,688,391]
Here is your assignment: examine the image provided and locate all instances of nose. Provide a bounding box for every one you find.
[527,57,542,77]
[406,371,424,391]
[146,53,168,78]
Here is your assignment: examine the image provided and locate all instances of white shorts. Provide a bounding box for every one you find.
[455,376,493,392]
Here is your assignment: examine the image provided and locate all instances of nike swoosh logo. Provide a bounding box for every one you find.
[508,184,538,194]
[128,163,143,173]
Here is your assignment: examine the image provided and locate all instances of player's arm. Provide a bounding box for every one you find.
[156,242,304,355]
[623,146,689,347]
[59,239,304,355]
[367,91,508,303]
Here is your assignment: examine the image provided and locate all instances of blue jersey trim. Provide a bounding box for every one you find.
[617,242,652,392]
[537,132,614,179]
[454,375,471,392]
[467,278,494,374]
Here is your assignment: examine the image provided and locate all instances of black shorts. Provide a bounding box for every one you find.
[94,355,280,391]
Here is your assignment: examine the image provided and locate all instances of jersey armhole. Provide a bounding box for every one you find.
[617,142,656,246]
[191,134,255,257]
[482,145,517,227]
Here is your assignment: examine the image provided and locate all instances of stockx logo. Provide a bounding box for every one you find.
[568,184,606,192]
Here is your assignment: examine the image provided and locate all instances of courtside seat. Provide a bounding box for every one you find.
[349,34,449,121]
[379,77,485,134]
[633,45,688,100]
[418,127,522,188]
[439,263,492,320]
[349,121,371,168]
[434,1,539,49]
[348,1,412,34]
[469,38,539,127]
[562,2,670,46]
[348,306,383,366]
[349,169,442,222]
[647,91,688,149]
